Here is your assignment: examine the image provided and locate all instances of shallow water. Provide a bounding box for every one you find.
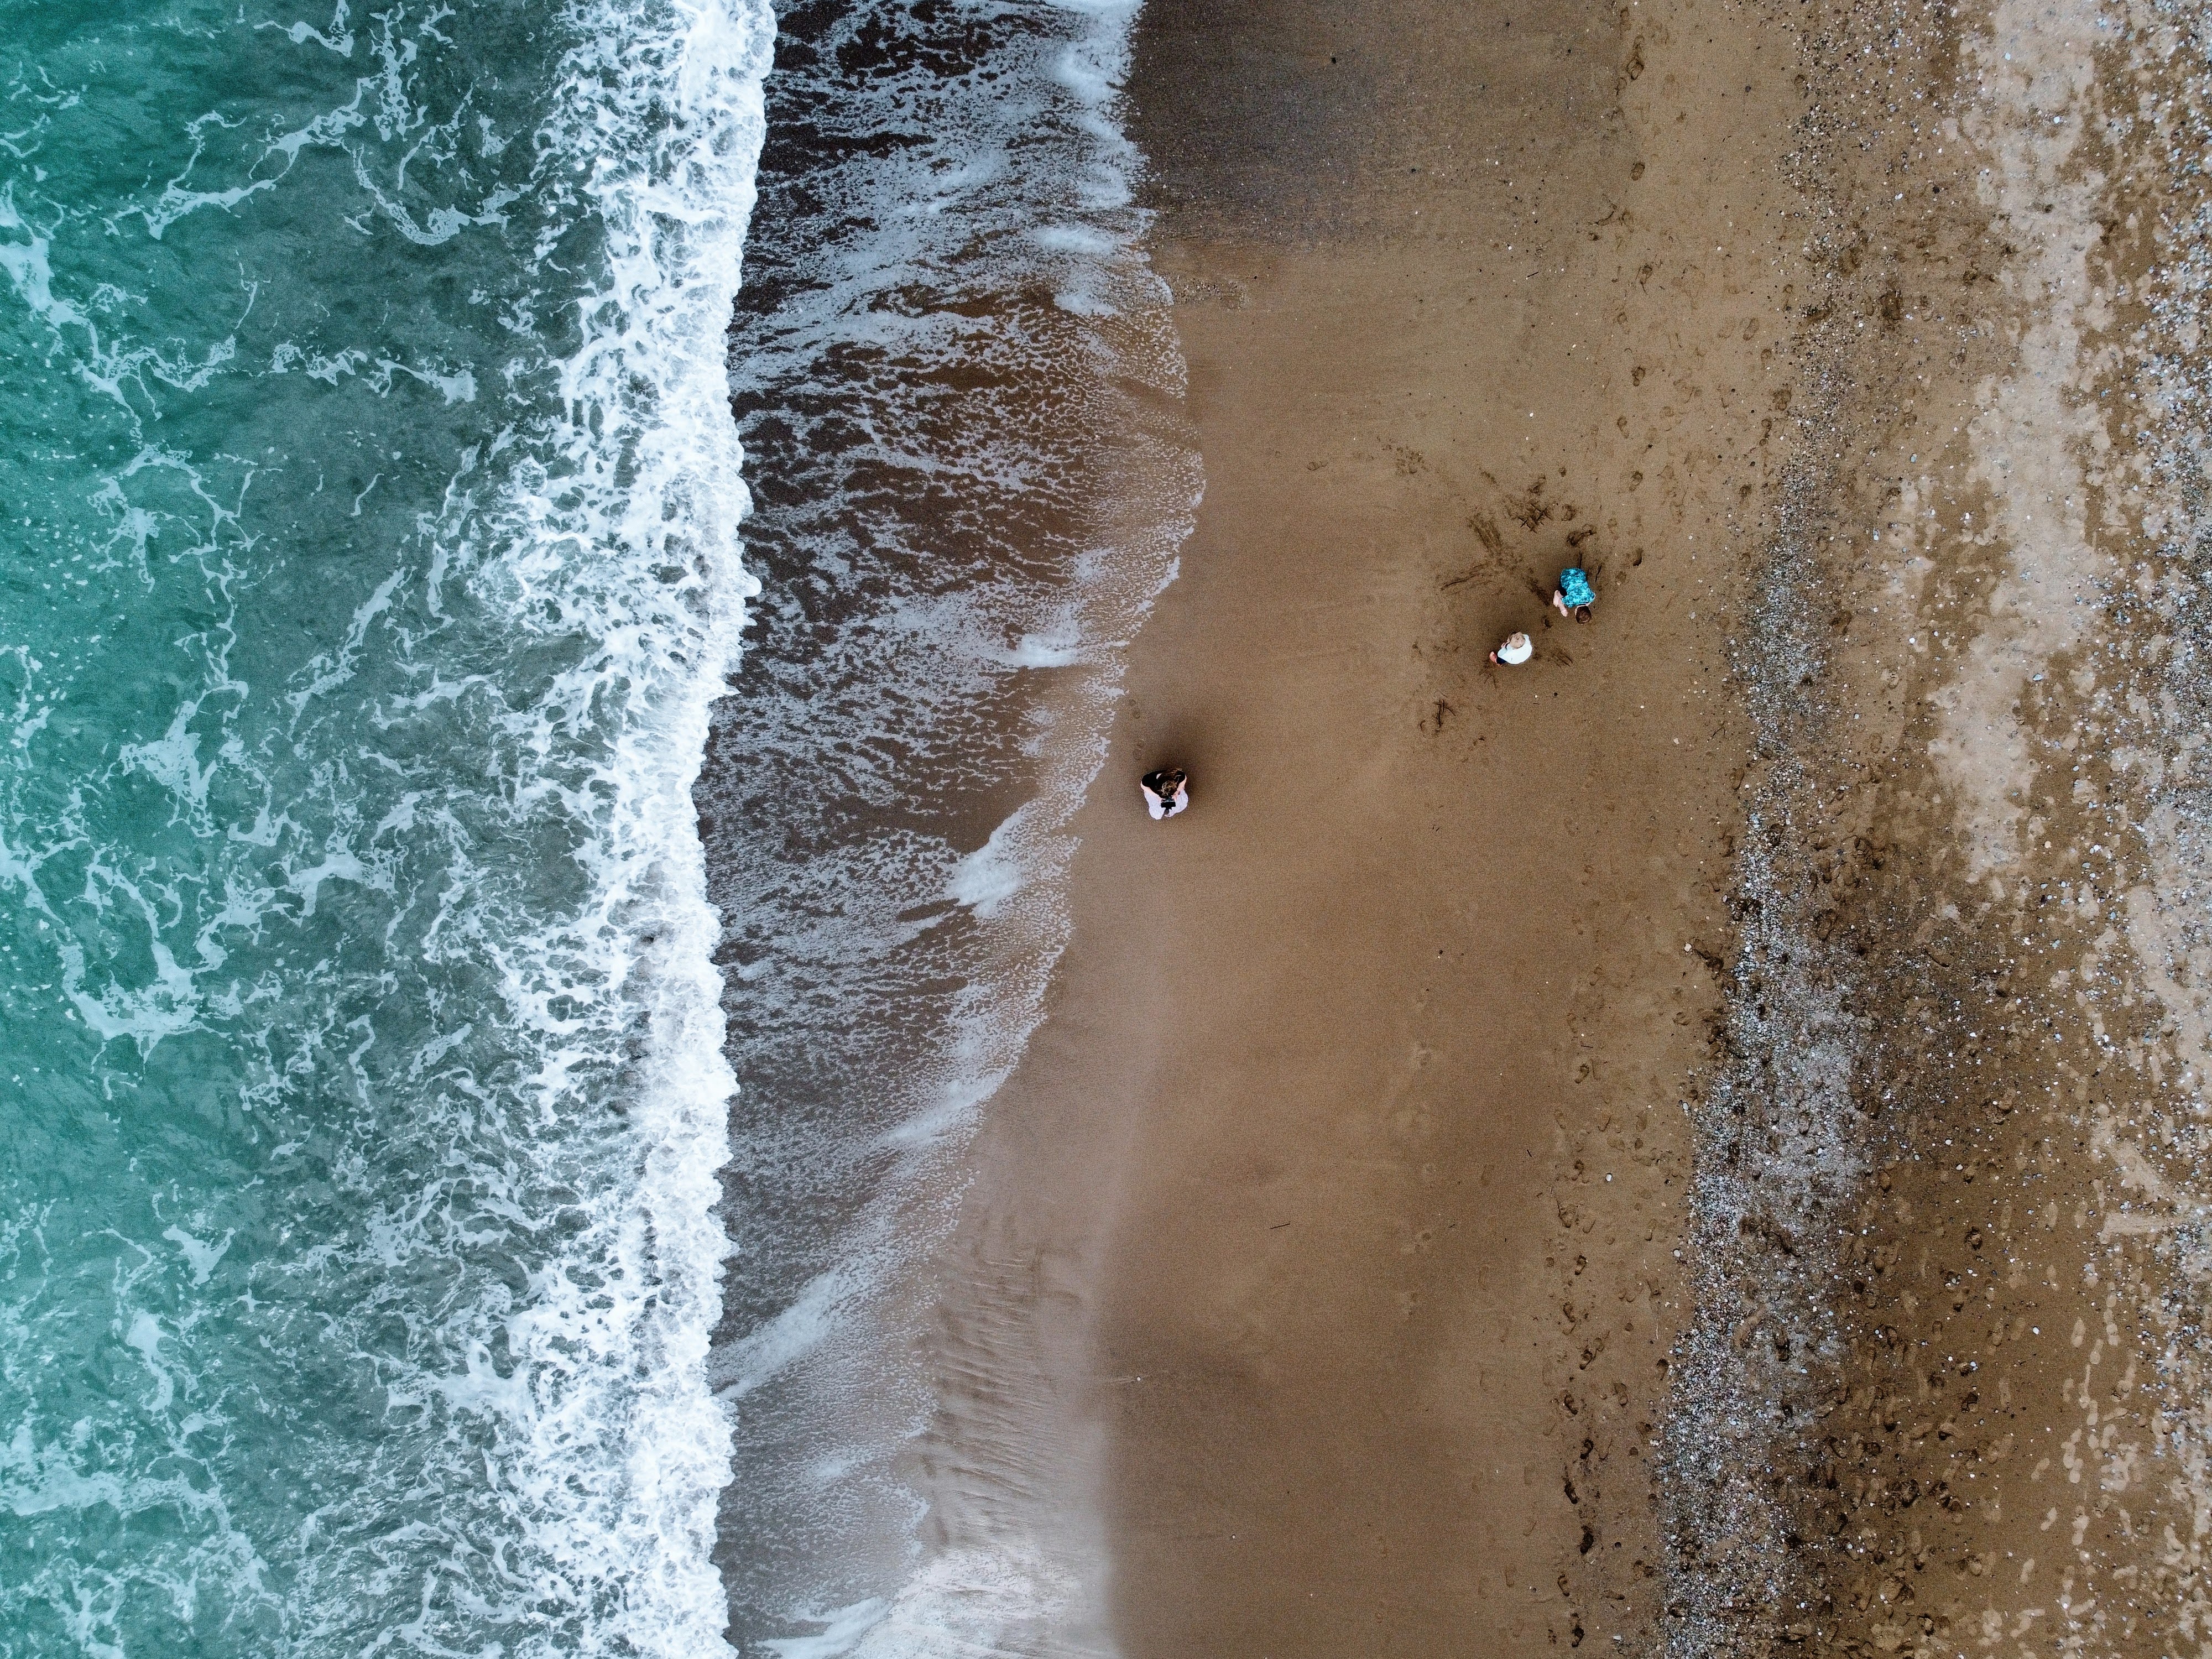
[697,1,1194,1648]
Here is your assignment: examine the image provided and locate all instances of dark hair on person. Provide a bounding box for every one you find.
[1573,605,1592,623]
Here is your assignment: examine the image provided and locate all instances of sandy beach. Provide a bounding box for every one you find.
[876,0,2212,1651]
[920,0,1795,1647]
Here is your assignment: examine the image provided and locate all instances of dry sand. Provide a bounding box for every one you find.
[894,0,2212,1653]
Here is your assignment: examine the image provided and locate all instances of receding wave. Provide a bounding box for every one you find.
[698,0,1196,1650]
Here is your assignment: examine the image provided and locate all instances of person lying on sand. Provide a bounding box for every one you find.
[1140,767,1190,820]
[1552,565,1595,622]
[1488,631,1533,666]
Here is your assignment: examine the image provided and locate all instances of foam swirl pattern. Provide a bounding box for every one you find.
[0,0,770,1651]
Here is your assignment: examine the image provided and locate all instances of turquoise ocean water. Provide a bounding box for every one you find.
[0,1,771,1651]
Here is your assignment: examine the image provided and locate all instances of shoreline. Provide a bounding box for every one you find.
[917,0,1803,1646]
[695,1,1198,1643]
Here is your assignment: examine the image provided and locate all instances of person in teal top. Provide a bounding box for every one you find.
[1553,565,1596,622]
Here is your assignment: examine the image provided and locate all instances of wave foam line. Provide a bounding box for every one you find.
[497,0,771,1646]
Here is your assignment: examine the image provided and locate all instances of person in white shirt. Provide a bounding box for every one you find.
[1140,766,1189,820]
[1488,630,1533,666]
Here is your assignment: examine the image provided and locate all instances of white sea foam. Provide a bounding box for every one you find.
[771,1542,1086,1659]
[946,811,1032,920]
[0,0,772,1649]
[1007,631,1085,668]
[426,0,773,1645]
[721,1255,879,1402]
[703,0,1196,1648]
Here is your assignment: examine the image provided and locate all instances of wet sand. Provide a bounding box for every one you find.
[891,0,2212,1652]
[920,0,1798,1647]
